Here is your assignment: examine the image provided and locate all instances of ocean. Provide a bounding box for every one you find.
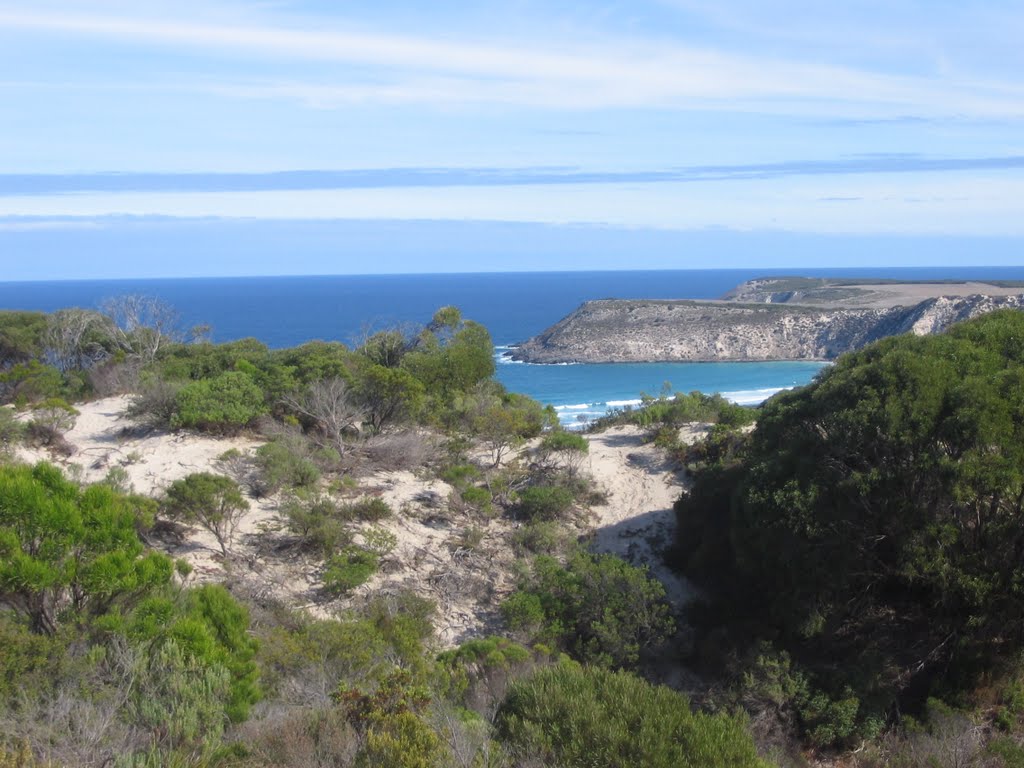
[2,266,1023,426]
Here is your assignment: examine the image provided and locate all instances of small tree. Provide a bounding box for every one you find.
[0,462,173,635]
[284,376,363,454]
[538,430,589,477]
[163,473,249,557]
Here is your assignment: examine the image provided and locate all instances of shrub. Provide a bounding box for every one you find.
[0,463,173,635]
[496,663,768,768]
[125,377,183,430]
[280,492,351,557]
[0,407,24,455]
[253,439,320,495]
[503,552,674,668]
[172,371,266,434]
[514,485,575,521]
[162,473,249,557]
[512,521,563,555]
[344,496,392,523]
[676,311,1024,738]
[323,547,379,595]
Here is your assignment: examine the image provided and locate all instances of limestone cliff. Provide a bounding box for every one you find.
[510,293,1024,364]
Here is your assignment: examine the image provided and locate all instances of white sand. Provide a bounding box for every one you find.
[584,425,699,606]
[14,397,698,645]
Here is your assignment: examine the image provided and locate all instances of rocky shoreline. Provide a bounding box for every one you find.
[511,282,1024,364]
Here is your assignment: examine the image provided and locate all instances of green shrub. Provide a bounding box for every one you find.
[0,462,173,635]
[0,407,24,454]
[172,371,266,433]
[512,521,563,555]
[515,485,575,521]
[323,547,379,595]
[504,552,674,668]
[496,663,768,768]
[254,440,320,495]
[162,473,249,557]
[280,492,351,557]
[344,496,392,523]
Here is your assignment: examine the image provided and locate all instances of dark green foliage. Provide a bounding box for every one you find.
[353,363,424,432]
[162,473,249,556]
[280,492,352,556]
[323,547,379,595]
[0,361,64,404]
[346,496,392,522]
[504,552,675,668]
[172,371,266,433]
[496,663,768,768]
[0,462,173,635]
[515,485,575,521]
[0,311,47,370]
[677,310,1024,741]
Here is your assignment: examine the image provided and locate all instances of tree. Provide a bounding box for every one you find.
[42,308,110,374]
[676,310,1024,735]
[284,376,364,453]
[401,308,496,401]
[100,294,203,365]
[163,473,249,557]
[354,364,424,432]
[0,463,173,635]
[538,430,589,477]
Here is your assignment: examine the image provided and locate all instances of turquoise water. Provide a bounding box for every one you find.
[2,268,1019,424]
[494,353,828,426]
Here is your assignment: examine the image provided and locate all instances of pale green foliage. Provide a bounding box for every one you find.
[130,637,232,750]
[497,663,769,768]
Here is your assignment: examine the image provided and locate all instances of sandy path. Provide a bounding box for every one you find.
[585,425,700,606]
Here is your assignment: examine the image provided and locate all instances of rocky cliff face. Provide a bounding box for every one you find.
[511,294,1024,364]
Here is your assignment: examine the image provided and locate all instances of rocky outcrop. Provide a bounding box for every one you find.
[510,294,1024,364]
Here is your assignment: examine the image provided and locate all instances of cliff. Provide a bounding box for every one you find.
[511,291,1024,364]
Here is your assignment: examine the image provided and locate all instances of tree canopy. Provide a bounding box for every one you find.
[676,310,1024,741]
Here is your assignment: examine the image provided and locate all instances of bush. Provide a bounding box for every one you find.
[0,407,24,455]
[280,492,351,557]
[0,462,173,635]
[344,496,392,523]
[162,473,249,557]
[677,310,1024,741]
[323,547,379,595]
[253,439,321,495]
[514,485,575,521]
[496,663,768,768]
[172,371,266,434]
[125,378,182,429]
[503,551,674,668]
[512,521,564,555]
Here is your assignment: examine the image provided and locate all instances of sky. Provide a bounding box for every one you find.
[1,0,1023,279]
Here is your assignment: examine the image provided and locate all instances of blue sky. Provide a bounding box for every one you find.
[1,0,1023,278]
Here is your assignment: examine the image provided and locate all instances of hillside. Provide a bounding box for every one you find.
[510,280,1024,363]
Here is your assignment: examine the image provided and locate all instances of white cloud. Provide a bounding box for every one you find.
[2,174,1023,235]
[1,8,1023,117]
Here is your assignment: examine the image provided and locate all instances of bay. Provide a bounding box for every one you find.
[2,267,1021,425]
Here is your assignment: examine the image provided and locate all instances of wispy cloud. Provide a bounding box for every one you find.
[3,156,1023,195]
[1,8,1023,117]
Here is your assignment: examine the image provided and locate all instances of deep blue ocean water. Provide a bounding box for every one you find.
[2,267,1022,425]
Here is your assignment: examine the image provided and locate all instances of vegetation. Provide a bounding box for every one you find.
[503,550,675,668]
[676,310,1024,749]
[496,662,768,767]
[162,473,249,557]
